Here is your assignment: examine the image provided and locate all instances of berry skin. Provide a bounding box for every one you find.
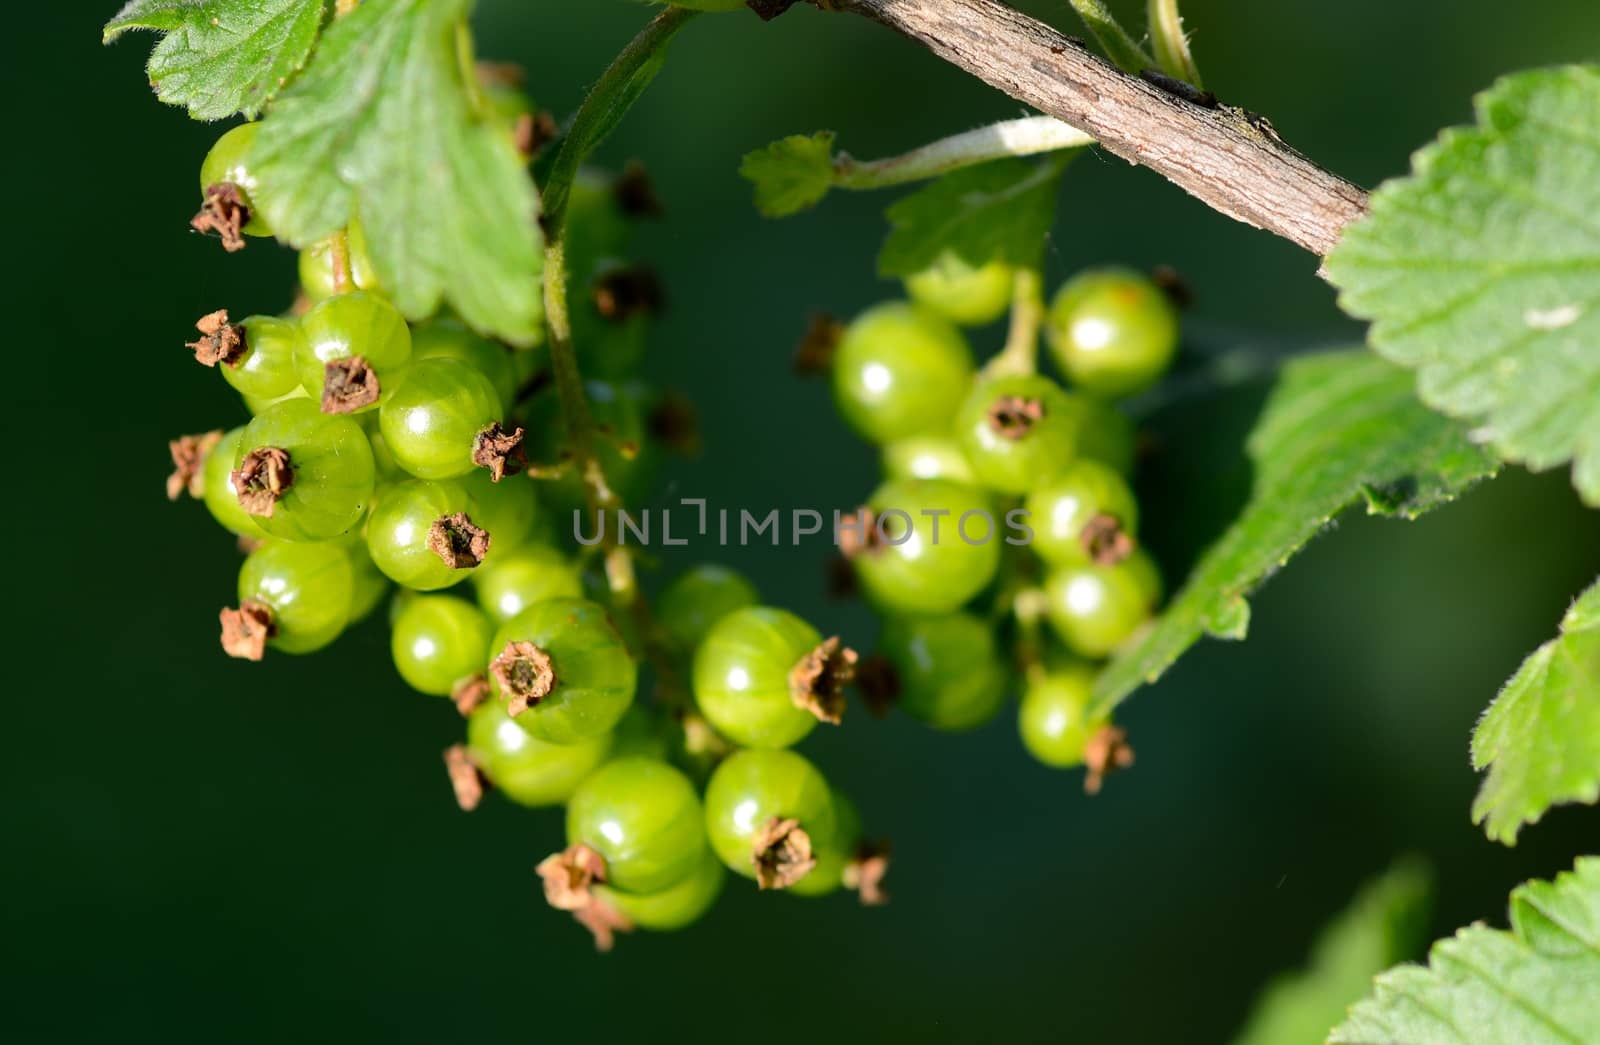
[881,435,977,484]
[410,317,519,407]
[877,612,1009,731]
[955,373,1088,494]
[595,849,725,931]
[380,358,512,480]
[1023,459,1140,568]
[831,302,974,445]
[220,316,305,402]
[657,565,759,653]
[704,749,836,888]
[1017,665,1104,767]
[471,544,583,623]
[487,598,637,744]
[1046,267,1179,399]
[198,123,270,238]
[693,606,849,748]
[234,399,375,541]
[1043,548,1162,657]
[566,757,708,894]
[297,221,382,302]
[341,537,390,625]
[461,469,540,555]
[850,478,1001,615]
[904,250,1014,327]
[295,291,413,414]
[201,427,266,538]
[365,478,489,591]
[391,595,494,696]
[235,539,354,654]
[240,385,310,417]
[466,699,612,807]
[786,792,862,899]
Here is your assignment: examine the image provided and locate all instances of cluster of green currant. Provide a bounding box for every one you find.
[820,251,1181,790]
[167,106,884,949]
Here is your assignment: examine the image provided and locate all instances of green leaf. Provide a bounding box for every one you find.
[251,0,542,344]
[1231,861,1432,1045]
[103,0,326,121]
[739,131,837,218]
[1092,351,1499,715]
[1326,66,1600,506]
[1330,858,1600,1044]
[877,155,1068,278]
[1471,577,1600,844]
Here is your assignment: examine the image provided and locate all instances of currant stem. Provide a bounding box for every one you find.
[1147,0,1204,88]
[982,268,1045,379]
[831,116,1093,191]
[1066,0,1154,76]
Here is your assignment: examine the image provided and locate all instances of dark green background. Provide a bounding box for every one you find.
[8,1,1599,1041]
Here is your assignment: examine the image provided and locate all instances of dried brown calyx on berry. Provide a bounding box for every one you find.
[751,816,816,890]
[836,508,883,560]
[443,745,488,812]
[321,356,380,414]
[1081,513,1135,566]
[472,423,526,482]
[613,160,663,218]
[166,430,222,501]
[232,447,293,518]
[789,636,857,724]
[573,895,634,953]
[219,600,275,661]
[792,312,843,375]
[537,843,608,911]
[426,513,491,569]
[647,393,701,456]
[853,654,900,718]
[451,674,490,717]
[490,640,557,716]
[843,840,892,906]
[986,395,1046,440]
[1083,724,1136,795]
[192,184,252,253]
[187,310,246,368]
[592,265,665,322]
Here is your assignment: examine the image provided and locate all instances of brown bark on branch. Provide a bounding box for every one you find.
[819,0,1369,257]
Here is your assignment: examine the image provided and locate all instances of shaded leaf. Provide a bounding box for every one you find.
[739,131,837,218]
[877,155,1068,278]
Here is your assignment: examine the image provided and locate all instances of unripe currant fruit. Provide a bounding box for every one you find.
[846,478,1001,614]
[1023,459,1141,568]
[560,757,708,895]
[875,611,1009,730]
[693,606,857,748]
[233,398,376,541]
[904,250,1014,326]
[296,291,413,415]
[1043,548,1162,657]
[955,374,1089,494]
[222,539,354,660]
[194,122,271,249]
[704,748,836,889]
[464,699,612,808]
[486,598,637,744]
[1046,266,1179,399]
[831,301,974,445]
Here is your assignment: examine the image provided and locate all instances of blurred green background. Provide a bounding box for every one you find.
[8,1,1599,1041]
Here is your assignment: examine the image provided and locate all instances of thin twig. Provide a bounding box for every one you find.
[832,116,1093,190]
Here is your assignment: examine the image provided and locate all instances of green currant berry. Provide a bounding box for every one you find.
[1023,459,1140,568]
[955,373,1088,494]
[411,317,518,407]
[1043,548,1161,657]
[1017,665,1105,767]
[234,398,375,541]
[563,170,631,289]
[849,478,1001,615]
[704,748,836,888]
[380,358,519,480]
[881,435,977,484]
[693,606,853,748]
[904,250,1014,327]
[362,415,407,478]
[657,565,759,653]
[197,122,271,240]
[461,470,539,555]
[341,537,390,625]
[471,544,583,623]
[1046,267,1179,398]
[877,612,1009,731]
[297,221,382,302]
[466,699,611,807]
[220,316,305,402]
[487,598,637,744]
[595,849,725,931]
[365,478,489,591]
[831,302,974,445]
[571,259,653,378]
[225,539,353,658]
[201,427,266,538]
[564,757,708,894]
[786,791,862,899]
[391,595,494,696]
[296,291,412,414]
[240,385,309,417]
